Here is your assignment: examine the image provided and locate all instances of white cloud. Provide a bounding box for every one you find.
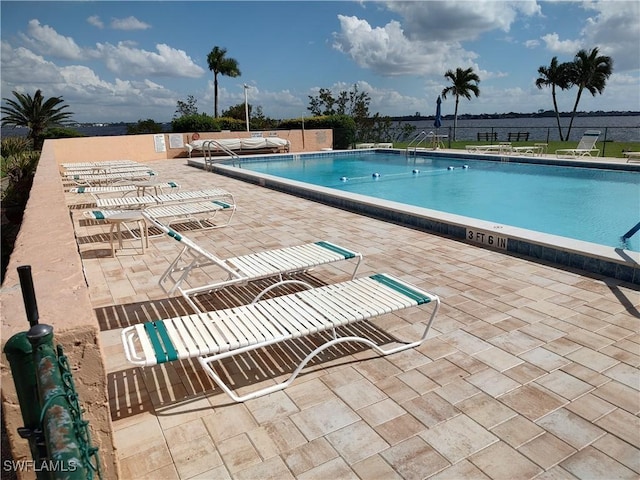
[331,2,544,80]
[109,16,151,31]
[332,15,477,76]
[540,33,583,55]
[0,41,179,122]
[20,19,84,60]
[87,16,104,29]
[1,42,66,87]
[383,0,542,42]
[580,0,640,70]
[92,41,205,78]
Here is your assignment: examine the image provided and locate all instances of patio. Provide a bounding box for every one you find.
[65,157,639,479]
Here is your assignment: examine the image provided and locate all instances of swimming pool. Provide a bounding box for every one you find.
[225,151,640,252]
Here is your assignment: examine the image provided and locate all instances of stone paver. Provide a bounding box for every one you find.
[63,157,640,479]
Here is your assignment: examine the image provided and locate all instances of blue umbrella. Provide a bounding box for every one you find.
[434,96,442,129]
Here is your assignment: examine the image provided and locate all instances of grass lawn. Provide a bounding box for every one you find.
[394,140,639,158]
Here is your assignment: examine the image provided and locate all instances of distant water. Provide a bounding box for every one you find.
[1,116,638,142]
[1,124,131,138]
[400,115,640,142]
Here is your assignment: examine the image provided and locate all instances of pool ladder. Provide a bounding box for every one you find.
[406,131,429,157]
[203,140,240,171]
[621,221,640,244]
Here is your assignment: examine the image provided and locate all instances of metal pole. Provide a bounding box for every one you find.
[18,265,39,326]
[244,84,250,132]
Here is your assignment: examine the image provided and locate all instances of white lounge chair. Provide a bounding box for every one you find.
[85,198,235,234]
[555,130,600,158]
[65,170,157,186]
[512,143,547,157]
[121,272,440,402]
[69,182,181,198]
[623,151,640,163]
[144,198,235,231]
[60,160,139,170]
[62,165,152,176]
[142,215,364,314]
[466,142,512,154]
[94,188,234,210]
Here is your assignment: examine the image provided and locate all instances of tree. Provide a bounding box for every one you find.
[222,102,252,121]
[565,47,613,139]
[1,89,73,150]
[308,84,370,119]
[126,119,163,134]
[174,95,199,118]
[536,57,571,140]
[441,67,480,140]
[308,88,337,116]
[307,84,385,142]
[206,46,241,118]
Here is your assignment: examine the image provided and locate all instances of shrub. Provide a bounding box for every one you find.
[279,114,356,149]
[1,136,32,161]
[172,114,245,133]
[42,127,85,138]
[127,119,164,134]
[1,150,40,202]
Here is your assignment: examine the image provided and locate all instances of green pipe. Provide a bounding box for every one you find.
[3,331,51,478]
[29,324,87,479]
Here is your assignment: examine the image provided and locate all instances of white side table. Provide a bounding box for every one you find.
[106,211,149,257]
[133,181,164,196]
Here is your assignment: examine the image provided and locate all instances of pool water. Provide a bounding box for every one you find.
[238,153,640,251]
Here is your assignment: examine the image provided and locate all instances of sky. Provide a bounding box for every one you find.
[1,0,639,124]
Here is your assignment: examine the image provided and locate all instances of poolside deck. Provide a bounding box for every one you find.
[67,157,639,479]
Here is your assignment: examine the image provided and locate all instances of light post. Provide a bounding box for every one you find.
[243,84,250,132]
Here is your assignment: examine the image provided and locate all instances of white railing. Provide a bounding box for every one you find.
[203,140,239,171]
[406,131,429,157]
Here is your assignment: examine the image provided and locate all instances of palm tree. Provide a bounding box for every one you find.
[441,67,480,140]
[536,57,571,140]
[565,47,613,139]
[1,90,73,150]
[206,46,241,118]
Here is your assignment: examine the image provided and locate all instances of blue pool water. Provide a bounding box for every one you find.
[236,152,640,251]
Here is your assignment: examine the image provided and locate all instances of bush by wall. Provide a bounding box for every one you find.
[279,115,356,149]
[172,114,245,133]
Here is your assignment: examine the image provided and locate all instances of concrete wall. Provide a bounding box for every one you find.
[0,128,330,478]
[52,128,333,164]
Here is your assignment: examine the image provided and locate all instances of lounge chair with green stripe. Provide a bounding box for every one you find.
[142,215,364,314]
[61,160,140,170]
[69,181,181,198]
[144,198,236,231]
[94,188,234,210]
[122,272,440,402]
[65,170,157,186]
[62,165,154,176]
[84,198,236,233]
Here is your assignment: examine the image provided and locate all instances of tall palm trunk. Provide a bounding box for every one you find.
[214,74,219,118]
[453,96,459,141]
[566,87,584,140]
[551,85,564,141]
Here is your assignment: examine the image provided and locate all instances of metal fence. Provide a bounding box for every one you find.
[3,266,102,480]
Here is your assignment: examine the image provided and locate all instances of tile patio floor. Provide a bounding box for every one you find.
[65,157,639,479]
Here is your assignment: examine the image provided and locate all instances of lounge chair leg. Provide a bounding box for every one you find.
[251,279,315,303]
